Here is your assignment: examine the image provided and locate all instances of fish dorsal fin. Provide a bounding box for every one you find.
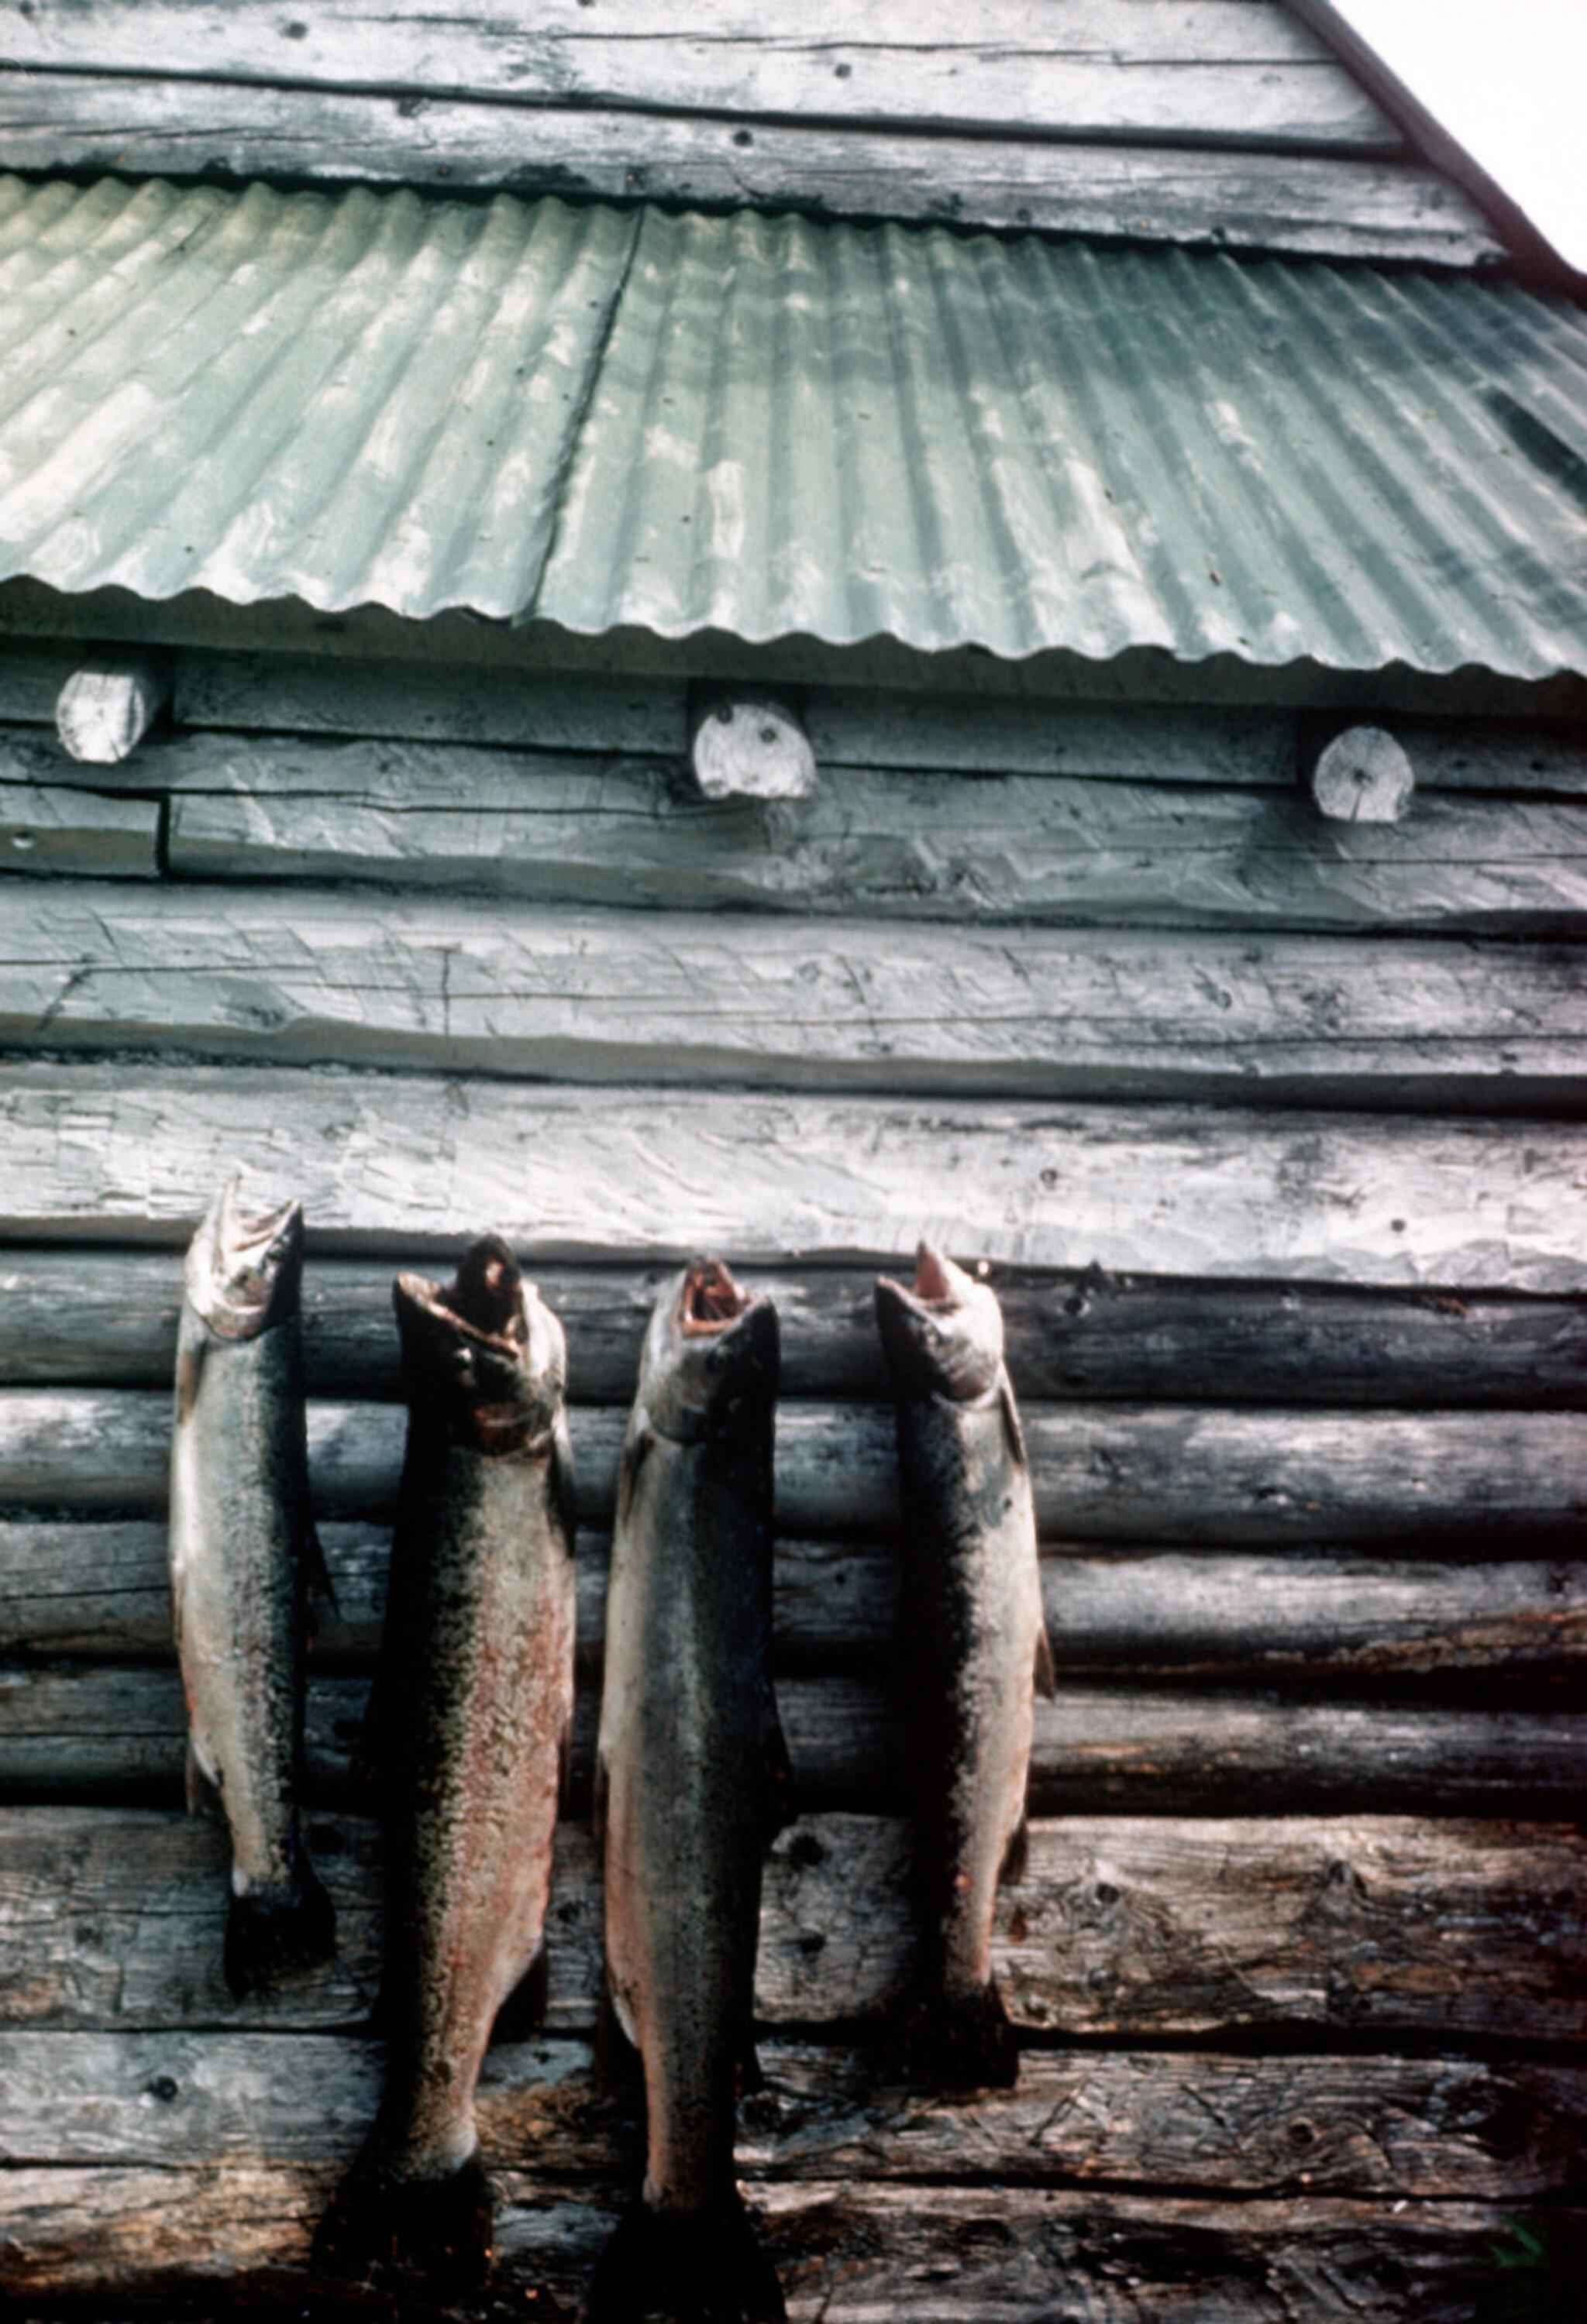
[999,1377,1028,1470]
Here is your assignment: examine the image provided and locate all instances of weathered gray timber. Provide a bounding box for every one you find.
[157,748,1587,933]
[2,1249,1585,1410]
[55,656,170,766]
[0,2,1399,149]
[5,1660,1585,1815]
[5,2032,1584,2197]
[3,1390,1582,1546]
[5,1064,1583,1289]
[9,1516,1583,1679]
[1309,725,1417,823]
[0,779,159,877]
[5,882,1583,1110]
[8,2174,1576,2319]
[172,658,683,754]
[5,1807,1584,2041]
[1396,718,1587,797]
[0,74,1498,262]
[0,646,84,724]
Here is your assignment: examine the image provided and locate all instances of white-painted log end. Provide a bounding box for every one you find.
[690,693,818,801]
[55,659,171,766]
[1309,726,1416,823]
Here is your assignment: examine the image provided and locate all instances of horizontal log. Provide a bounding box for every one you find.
[5,2030,1583,2200]
[5,1662,1585,1817]
[0,74,1492,261]
[6,881,1583,1109]
[0,645,83,724]
[0,3,1399,149]
[0,779,159,877]
[54,655,171,767]
[1395,718,1587,799]
[7,2176,1574,2319]
[2,1249,1585,1410]
[4,1806,1584,2041]
[3,1391,1582,1546]
[153,737,1587,933]
[6,1518,1584,1682]
[4,1062,1583,1290]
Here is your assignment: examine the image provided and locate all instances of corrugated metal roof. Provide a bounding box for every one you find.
[0,172,1583,678]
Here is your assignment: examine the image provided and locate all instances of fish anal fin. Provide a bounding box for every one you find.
[491,1937,549,2046]
[1034,1621,1057,1700]
[999,1811,1029,1889]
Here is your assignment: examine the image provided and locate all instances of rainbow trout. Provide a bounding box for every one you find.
[169,1176,334,1997]
[587,1259,787,2324]
[315,1236,577,2288]
[875,1243,1053,2090]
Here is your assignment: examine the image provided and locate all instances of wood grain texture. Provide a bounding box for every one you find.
[5,1660,1585,1816]
[0,779,159,878]
[2,1389,1582,1545]
[0,2,1399,148]
[2,1248,1585,1408]
[5,880,1582,1110]
[0,73,1496,260]
[153,741,1587,934]
[4,2030,1583,2197]
[54,657,170,767]
[5,1807,1585,2041]
[7,1516,1583,1679]
[4,1063,1582,1289]
[0,645,84,724]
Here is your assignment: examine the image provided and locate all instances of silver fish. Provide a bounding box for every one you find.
[587,1258,787,2324]
[315,1234,578,2288]
[169,1174,334,1997]
[875,1242,1053,2090]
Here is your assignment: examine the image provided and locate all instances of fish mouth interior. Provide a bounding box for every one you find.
[215,1179,301,1278]
[912,1242,955,1306]
[679,1257,749,1336]
[398,1252,526,1353]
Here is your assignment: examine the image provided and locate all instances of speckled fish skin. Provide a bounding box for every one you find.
[587,1258,786,2324]
[316,1233,577,2288]
[875,1242,1052,2092]
[169,1175,333,1999]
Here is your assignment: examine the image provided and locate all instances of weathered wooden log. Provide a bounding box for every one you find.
[1310,725,1417,823]
[54,656,171,766]
[1395,718,1587,798]
[147,734,1587,933]
[4,1662,1584,1817]
[690,690,818,801]
[6,1518,1584,1681]
[4,1062,1583,1291]
[5,880,1583,1109]
[0,3,1398,150]
[0,779,160,877]
[0,646,84,725]
[2,1390,1582,1546]
[2,1247,1585,1411]
[5,1807,1584,2041]
[0,74,1498,261]
[6,2173,1575,2318]
[4,2030,1583,2198]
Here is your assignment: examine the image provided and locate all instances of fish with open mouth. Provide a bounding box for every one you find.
[587,1257,787,2324]
[875,1242,1053,2090]
[314,1233,577,2289]
[169,1174,335,1998]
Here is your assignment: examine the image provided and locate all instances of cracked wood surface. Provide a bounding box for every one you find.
[2,881,1582,1109]
[3,1062,1582,1288]
[0,779,158,878]
[5,1516,1582,1680]
[1,1388,1581,1544]
[4,1807,1583,2041]
[0,2,1398,150]
[1,1249,1584,1408]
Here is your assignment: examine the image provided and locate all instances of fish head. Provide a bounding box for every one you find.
[639,1256,780,1439]
[875,1240,1004,1403]
[183,1173,305,1341]
[394,1232,566,1452]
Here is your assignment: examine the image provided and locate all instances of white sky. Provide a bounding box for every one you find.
[1335,0,1587,270]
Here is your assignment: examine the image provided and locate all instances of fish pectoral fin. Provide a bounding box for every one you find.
[553,1410,579,1551]
[762,1686,795,1842]
[184,1738,222,1819]
[615,1419,652,1531]
[999,1377,1029,1470]
[1033,1622,1057,1700]
[999,1811,1030,1889]
[491,1939,549,2044]
[302,1521,339,1622]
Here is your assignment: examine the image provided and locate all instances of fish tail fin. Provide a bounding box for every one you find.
[222,1865,336,1997]
[584,2196,784,2323]
[900,1978,1021,2092]
[312,2150,494,2289]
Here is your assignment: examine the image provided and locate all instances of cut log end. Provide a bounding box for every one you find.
[55,659,171,766]
[690,692,818,802]
[1310,726,1416,824]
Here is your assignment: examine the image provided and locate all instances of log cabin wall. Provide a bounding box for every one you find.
[0,631,1584,2320]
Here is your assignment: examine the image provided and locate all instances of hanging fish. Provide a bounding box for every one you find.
[169,1174,334,1997]
[875,1242,1053,2090]
[314,1234,578,2288]
[587,1258,787,2324]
